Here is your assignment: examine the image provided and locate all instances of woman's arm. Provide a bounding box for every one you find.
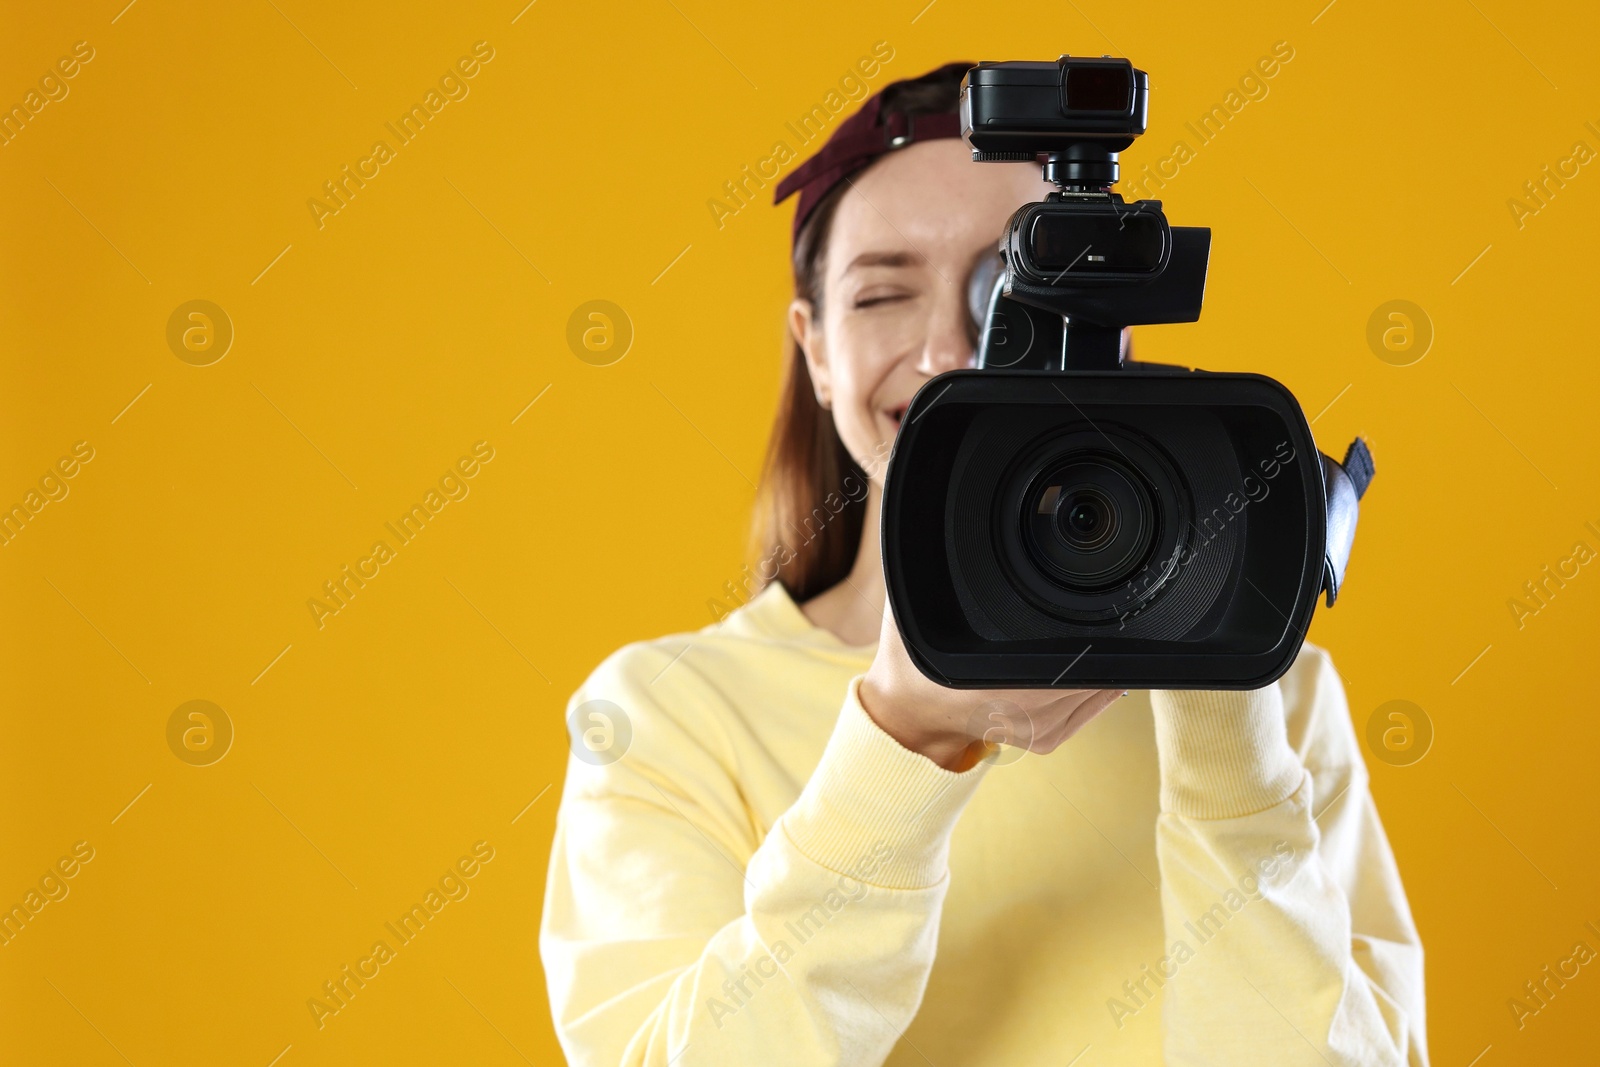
[1148,645,1428,1066]
[540,643,990,1067]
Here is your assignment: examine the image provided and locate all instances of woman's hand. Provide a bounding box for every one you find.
[859,601,1127,771]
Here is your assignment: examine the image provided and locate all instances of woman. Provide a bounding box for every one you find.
[542,63,1427,1066]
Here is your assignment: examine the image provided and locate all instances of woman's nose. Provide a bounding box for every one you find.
[915,295,977,375]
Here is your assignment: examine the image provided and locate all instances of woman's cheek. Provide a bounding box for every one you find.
[834,379,884,457]
[826,314,917,459]
[825,371,887,471]
[841,318,916,389]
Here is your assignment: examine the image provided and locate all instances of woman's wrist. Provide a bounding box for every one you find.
[858,671,984,771]
[1150,687,1304,818]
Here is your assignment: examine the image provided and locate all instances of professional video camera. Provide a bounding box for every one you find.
[882,56,1374,689]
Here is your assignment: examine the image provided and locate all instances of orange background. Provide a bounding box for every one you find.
[2,0,1597,1063]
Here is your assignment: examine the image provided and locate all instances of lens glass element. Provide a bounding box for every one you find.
[1023,454,1156,592]
[1059,488,1117,550]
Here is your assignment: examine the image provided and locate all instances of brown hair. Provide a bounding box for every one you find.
[750,66,967,604]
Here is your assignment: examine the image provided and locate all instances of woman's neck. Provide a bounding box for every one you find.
[798,483,886,648]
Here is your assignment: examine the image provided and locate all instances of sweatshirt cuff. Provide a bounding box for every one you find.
[779,676,989,890]
[1151,687,1306,819]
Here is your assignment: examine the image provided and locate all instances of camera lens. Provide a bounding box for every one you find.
[1058,489,1116,549]
[1022,454,1156,593]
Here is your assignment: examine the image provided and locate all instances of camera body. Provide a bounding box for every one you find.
[881,57,1373,690]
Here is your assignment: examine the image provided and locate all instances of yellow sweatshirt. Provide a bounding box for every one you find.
[541,582,1427,1065]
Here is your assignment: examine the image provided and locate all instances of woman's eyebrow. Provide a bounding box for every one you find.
[841,250,922,275]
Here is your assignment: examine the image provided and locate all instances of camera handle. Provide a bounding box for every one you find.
[973,276,1125,371]
[1009,155,1166,370]
[1061,323,1124,370]
[972,226,1210,373]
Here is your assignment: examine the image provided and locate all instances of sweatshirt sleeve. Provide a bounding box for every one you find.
[1148,644,1428,1066]
[540,644,990,1067]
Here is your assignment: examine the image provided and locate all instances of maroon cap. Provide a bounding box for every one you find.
[773,61,974,244]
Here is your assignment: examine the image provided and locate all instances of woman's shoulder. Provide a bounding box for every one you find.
[564,583,865,778]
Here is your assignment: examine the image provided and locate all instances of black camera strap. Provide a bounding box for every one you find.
[1319,437,1374,607]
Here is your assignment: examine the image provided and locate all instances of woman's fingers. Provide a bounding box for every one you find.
[1060,687,1127,736]
[1023,688,1128,753]
[963,687,1129,754]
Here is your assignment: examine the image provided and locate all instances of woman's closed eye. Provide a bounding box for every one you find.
[852,290,916,310]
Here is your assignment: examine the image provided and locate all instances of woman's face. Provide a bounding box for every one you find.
[789,138,1044,483]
